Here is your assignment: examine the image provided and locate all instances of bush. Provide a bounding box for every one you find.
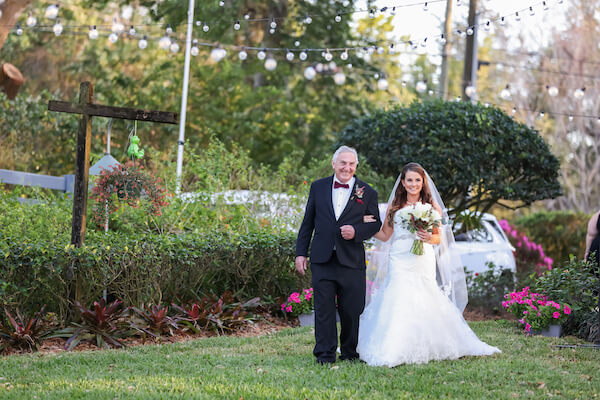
[514,211,589,264]
[465,263,517,313]
[0,230,309,322]
[499,219,552,278]
[532,256,599,340]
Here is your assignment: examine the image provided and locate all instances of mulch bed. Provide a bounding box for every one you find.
[3,310,506,356]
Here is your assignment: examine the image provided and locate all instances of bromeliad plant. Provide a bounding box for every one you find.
[0,306,54,353]
[129,304,180,338]
[53,299,132,350]
[502,287,571,334]
[281,288,314,317]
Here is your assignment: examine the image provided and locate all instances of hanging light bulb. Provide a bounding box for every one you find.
[324,50,333,61]
[465,85,476,98]
[539,111,545,119]
[257,49,266,60]
[416,80,427,93]
[299,50,308,61]
[388,44,395,55]
[514,12,521,22]
[423,2,429,11]
[270,19,277,29]
[304,66,316,80]
[529,7,535,17]
[264,56,277,71]
[203,23,209,32]
[45,4,59,19]
[457,0,462,6]
[374,73,380,80]
[334,72,346,85]
[409,41,418,50]
[438,34,446,45]
[269,28,275,34]
[210,47,226,62]
[512,107,517,115]
[165,24,173,35]
[458,30,467,39]
[244,13,250,20]
[500,84,511,100]
[335,13,342,23]
[401,81,407,88]
[574,87,585,99]
[159,36,171,50]
[219,0,225,6]
[568,115,573,122]
[305,15,312,24]
[546,85,558,97]
[234,20,240,30]
[191,40,199,56]
[52,19,63,36]
[108,33,118,43]
[112,17,124,33]
[15,24,23,36]
[499,17,506,26]
[377,78,389,91]
[121,5,134,20]
[26,13,37,27]
[238,48,248,60]
[315,63,324,73]
[285,50,294,61]
[138,35,148,49]
[421,38,428,48]
[369,9,375,19]
[543,1,549,11]
[294,40,300,47]
[428,89,434,96]
[88,25,99,40]
[340,49,349,60]
[170,42,180,53]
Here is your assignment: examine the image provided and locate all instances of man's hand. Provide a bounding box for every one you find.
[295,256,308,275]
[340,225,355,240]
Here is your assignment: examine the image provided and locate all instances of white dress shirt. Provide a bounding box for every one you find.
[332,176,355,221]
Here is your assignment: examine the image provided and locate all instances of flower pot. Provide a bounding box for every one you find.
[539,324,562,337]
[297,311,341,327]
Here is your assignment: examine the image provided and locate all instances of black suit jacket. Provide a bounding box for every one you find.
[296,175,382,269]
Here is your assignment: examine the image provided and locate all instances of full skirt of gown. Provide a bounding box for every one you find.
[357,233,500,367]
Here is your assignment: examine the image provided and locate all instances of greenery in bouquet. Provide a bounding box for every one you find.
[502,287,571,333]
[397,202,441,255]
[499,219,552,276]
[280,288,314,317]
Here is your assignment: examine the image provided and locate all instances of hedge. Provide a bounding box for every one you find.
[0,231,309,321]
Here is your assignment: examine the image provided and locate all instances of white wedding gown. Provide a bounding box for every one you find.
[357,211,500,367]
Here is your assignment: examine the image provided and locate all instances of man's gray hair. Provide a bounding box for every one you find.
[332,145,359,163]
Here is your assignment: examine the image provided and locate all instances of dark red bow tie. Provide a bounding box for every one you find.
[334,181,350,189]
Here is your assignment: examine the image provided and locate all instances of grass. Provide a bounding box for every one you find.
[0,320,599,399]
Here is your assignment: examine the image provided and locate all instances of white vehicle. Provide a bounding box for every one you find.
[376,204,516,275]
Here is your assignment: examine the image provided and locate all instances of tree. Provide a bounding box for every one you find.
[0,0,32,98]
[336,99,562,219]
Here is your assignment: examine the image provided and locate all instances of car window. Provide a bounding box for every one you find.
[487,219,509,242]
[453,222,493,243]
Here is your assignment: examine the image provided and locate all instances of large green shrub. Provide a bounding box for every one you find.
[0,231,308,322]
[337,100,562,219]
[515,211,589,264]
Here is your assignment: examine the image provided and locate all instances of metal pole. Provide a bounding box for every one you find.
[175,0,195,194]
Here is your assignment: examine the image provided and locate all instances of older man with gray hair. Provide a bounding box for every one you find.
[296,145,382,364]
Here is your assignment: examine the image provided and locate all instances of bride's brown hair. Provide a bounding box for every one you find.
[387,162,433,227]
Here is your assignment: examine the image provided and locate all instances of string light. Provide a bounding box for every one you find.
[299,50,308,61]
[573,87,585,99]
[52,19,63,36]
[514,12,521,22]
[270,19,277,29]
[500,84,511,100]
[203,22,209,32]
[108,33,118,43]
[219,1,225,6]
[484,21,491,32]
[45,4,59,20]
[138,35,148,49]
[568,115,573,122]
[210,46,226,62]
[334,71,346,85]
[244,13,250,20]
[529,6,535,17]
[423,2,429,11]
[438,34,446,45]
[465,85,476,98]
[341,49,349,60]
[546,85,558,97]
[466,27,474,36]
[335,13,342,23]
[15,24,23,36]
[238,48,248,60]
[389,44,395,55]
[304,15,312,24]
[257,49,266,60]
[26,13,37,28]
[286,50,294,61]
[233,20,240,30]
[191,39,199,56]
[158,35,171,50]
[377,78,389,91]
[264,56,277,71]
[129,26,136,36]
[112,17,124,34]
[169,41,180,53]
[304,66,316,80]
[416,80,427,93]
[165,24,173,35]
[543,1,549,11]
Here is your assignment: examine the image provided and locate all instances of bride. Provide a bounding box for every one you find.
[357,162,500,367]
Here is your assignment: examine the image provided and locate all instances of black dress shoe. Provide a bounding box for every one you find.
[316,358,335,365]
[339,356,363,363]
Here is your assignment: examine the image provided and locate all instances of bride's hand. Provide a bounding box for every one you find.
[417,228,433,243]
[363,215,377,223]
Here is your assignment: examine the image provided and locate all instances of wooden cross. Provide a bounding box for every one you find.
[48,81,178,248]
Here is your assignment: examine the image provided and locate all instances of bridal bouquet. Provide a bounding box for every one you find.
[398,202,441,255]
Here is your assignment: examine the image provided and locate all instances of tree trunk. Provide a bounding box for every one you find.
[0,62,24,99]
[439,0,453,100]
[0,0,33,50]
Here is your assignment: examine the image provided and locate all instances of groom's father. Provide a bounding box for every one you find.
[295,146,381,364]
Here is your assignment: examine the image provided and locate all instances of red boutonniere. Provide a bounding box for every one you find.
[351,185,365,205]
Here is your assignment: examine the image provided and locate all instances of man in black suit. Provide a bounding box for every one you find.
[295,146,382,364]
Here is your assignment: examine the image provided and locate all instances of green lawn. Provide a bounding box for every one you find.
[0,320,598,399]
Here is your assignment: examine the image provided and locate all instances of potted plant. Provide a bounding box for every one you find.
[281,288,314,326]
[502,287,571,337]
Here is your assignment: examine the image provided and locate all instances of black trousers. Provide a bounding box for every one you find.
[311,252,366,362]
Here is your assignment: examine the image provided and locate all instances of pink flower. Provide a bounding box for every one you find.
[553,312,560,319]
[564,306,571,315]
[523,311,528,315]
[525,323,531,332]
[518,318,525,324]
[281,303,286,311]
[285,305,292,312]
